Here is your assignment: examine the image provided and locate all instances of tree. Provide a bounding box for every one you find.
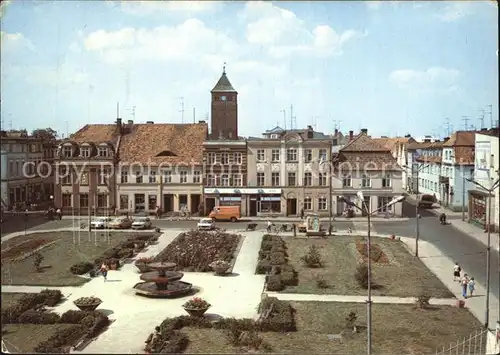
[31,128,58,141]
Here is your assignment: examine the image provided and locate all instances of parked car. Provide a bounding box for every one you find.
[418,194,436,208]
[132,217,152,230]
[197,218,215,230]
[90,217,112,229]
[208,206,240,222]
[108,217,133,229]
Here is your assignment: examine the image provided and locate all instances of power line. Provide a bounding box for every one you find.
[462,116,469,131]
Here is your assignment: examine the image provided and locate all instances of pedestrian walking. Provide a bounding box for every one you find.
[468,277,475,297]
[453,262,461,282]
[100,262,109,282]
[300,208,304,220]
[461,274,469,298]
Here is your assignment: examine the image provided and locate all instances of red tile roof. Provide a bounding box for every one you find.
[442,131,475,147]
[119,123,208,165]
[69,124,120,145]
[340,133,388,152]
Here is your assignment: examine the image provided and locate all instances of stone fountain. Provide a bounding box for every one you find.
[133,262,193,298]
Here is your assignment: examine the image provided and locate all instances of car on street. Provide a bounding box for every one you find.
[418,194,436,208]
[90,217,112,229]
[132,216,152,230]
[108,217,133,229]
[197,218,215,230]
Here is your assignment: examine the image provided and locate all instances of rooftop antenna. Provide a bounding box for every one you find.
[478,109,485,129]
[444,117,452,136]
[126,105,136,120]
[65,121,69,138]
[462,116,469,131]
[487,104,494,128]
[312,116,319,131]
[177,97,185,123]
[116,102,120,118]
[290,104,297,129]
[193,107,196,123]
[280,109,286,130]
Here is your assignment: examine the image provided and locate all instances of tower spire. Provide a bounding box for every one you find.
[223,62,226,74]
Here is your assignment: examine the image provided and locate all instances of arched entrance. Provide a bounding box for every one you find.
[286,191,297,216]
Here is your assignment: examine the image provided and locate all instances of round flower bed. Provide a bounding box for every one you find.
[73,296,102,311]
[182,297,210,317]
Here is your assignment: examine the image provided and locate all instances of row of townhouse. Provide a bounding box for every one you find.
[52,67,404,218]
[406,128,499,231]
[0,130,57,209]
[52,121,404,218]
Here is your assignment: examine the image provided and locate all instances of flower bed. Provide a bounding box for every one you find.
[255,234,298,291]
[1,289,63,324]
[355,240,390,264]
[144,297,296,353]
[1,238,55,260]
[153,230,241,272]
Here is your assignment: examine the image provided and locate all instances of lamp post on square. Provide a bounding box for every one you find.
[339,193,405,355]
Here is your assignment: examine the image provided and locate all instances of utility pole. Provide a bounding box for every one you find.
[116,102,120,118]
[486,104,493,128]
[462,116,469,131]
[281,109,286,130]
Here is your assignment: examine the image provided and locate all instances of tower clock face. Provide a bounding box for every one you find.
[221,96,226,101]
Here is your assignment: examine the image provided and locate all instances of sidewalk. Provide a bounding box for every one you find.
[406,194,499,252]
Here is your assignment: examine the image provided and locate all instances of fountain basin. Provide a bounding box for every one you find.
[133,281,193,298]
[139,271,183,283]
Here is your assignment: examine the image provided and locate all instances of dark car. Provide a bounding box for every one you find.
[418,194,436,208]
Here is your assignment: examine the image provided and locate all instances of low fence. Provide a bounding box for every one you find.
[435,329,488,355]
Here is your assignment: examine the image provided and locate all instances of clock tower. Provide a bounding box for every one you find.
[210,65,238,139]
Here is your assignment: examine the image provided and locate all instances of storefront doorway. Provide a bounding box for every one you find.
[163,194,174,213]
[249,197,257,216]
[286,198,297,216]
[190,194,201,214]
[134,194,145,213]
[257,195,281,214]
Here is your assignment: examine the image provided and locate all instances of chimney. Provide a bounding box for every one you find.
[443,137,450,142]
[361,128,368,134]
[198,120,206,124]
[481,128,487,131]
[349,130,354,141]
[424,138,431,143]
[146,121,154,124]
[334,128,338,135]
[405,134,411,138]
[116,118,122,126]
[127,120,134,125]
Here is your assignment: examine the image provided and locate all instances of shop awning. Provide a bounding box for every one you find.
[469,189,493,197]
[204,188,282,195]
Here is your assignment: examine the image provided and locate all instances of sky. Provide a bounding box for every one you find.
[0,0,498,139]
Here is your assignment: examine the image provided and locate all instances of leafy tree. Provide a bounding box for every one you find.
[31,128,58,141]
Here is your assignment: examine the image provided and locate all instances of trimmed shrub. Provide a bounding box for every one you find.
[258,297,296,332]
[18,309,61,324]
[70,262,94,275]
[300,245,323,268]
[117,248,133,259]
[269,251,286,265]
[33,325,85,353]
[266,275,283,291]
[355,264,370,289]
[256,260,272,274]
[40,289,63,307]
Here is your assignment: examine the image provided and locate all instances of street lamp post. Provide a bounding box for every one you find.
[466,177,499,329]
[340,193,405,355]
[404,164,427,257]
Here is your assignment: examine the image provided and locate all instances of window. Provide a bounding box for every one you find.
[135,171,143,183]
[257,149,265,162]
[80,147,90,158]
[304,149,312,162]
[193,171,201,183]
[318,149,327,162]
[60,167,71,185]
[79,193,89,208]
[207,152,216,164]
[80,172,89,186]
[148,195,157,210]
[342,175,352,187]
[221,153,229,164]
[257,173,265,186]
[120,195,128,209]
[97,194,107,208]
[304,172,312,186]
[287,148,297,162]
[377,196,392,213]
[272,172,280,186]
[62,146,72,157]
[233,152,242,165]
[304,196,312,211]
[180,171,188,183]
[271,149,280,162]
[382,174,391,188]
[318,197,327,211]
[9,161,13,176]
[149,170,157,183]
[62,193,72,207]
[362,174,371,188]
[207,174,216,186]
[121,170,128,183]
[221,174,230,186]
[232,174,242,186]
[163,171,172,183]
[98,147,108,157]
[288,172,296,186]
[319,173,327,186]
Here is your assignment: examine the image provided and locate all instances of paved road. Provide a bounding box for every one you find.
[374,200,500,302]
[0,213,52,236]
